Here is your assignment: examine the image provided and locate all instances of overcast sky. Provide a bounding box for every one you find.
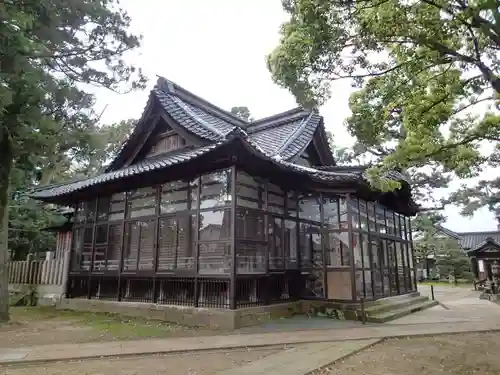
[90,0,497,233]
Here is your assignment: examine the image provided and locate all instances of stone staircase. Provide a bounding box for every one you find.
[364,292,439,323]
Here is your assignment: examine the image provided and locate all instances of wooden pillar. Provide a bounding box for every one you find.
[346,194,357,302]
[229,165,237,309]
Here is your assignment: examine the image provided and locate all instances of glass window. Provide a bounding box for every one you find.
[82,227,93,270]
[85,200,97,223]
[71,228,83,270]
[236,208,265,240]
[236,170,264,209]
[158,215,196,271]
[367,202,376,232]
[123,222,140,270]
[268,183,285,214]
[299,223,321,268]
[339,198,348,230]
[177,215,196,269]
[351,199,360,230]
[106,224,122,270]
[284,220,298,268]
[76,202,86,223]
[236,242,265,274]
[269,217,284,269]
[375,205,386,233]
[93,224,108,271]
[386,210,396,235]
[109,192,126,221]
[325,232,342,267]
[199,208,231,241]
[286,191,297,217]
[96,197,110,222]
[127,187,156,218]
[298,194,321,222]
[157,217,177,271]
[200,169,232,209]
[323,196,339,229]
[358,200,368,230]
[160,180,188,214]
[138,221,155,270]
[199,243,231,274]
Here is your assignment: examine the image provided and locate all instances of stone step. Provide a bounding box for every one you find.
[364,295,430,315]
[367,300,439,323]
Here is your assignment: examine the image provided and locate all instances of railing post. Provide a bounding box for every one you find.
[430,284,435,300]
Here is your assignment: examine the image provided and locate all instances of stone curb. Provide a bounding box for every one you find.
[304,338,385,375]
[2,327,500,367]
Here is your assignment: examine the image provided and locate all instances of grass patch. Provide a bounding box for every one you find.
[10,306,216,340]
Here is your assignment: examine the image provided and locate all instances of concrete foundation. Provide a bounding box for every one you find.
[58,298,302,330]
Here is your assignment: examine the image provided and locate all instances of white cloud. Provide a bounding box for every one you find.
[89,0,495,232]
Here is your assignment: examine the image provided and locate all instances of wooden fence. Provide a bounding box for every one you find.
[8,252,69,286]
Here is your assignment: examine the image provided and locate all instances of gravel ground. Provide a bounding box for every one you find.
[318,332,500,375]
[0,307,219,348]
[0,348,284,375]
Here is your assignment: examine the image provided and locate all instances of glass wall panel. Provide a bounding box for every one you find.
[93,224,108,270]
[109,193,126,221]
[268,183,285,214]
[160,181,189,213]
[200,169,232,209]
[177,215,196,270]
[157,217,177,271]
[236,242,265,273]
[325,232,342,267]
[323,196,339,229]
[286,191,298,217]
[269,217,284,269]
[199,208,231,241]
[235,208,265,240]
[298,194,321,222]
[339,198,348,230]
[127,187,156,218]
[236,171,264,209]
[106,224,122,270]
[284,219,298,268]
[199,243,231,274]
[299,223,321,268]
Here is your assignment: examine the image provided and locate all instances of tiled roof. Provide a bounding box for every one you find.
[457,231,500,250]
[31,130,368,200]
[30,77,413,208]
[31,144,218,199]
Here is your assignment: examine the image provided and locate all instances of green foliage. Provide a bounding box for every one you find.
[268,0,500,214]
[0,0,146,319]
[230,106,253,122]
[436,247,473,283]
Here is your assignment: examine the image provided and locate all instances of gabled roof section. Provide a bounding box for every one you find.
[457,230,500,250]
[467,237,500,254]
[106,77,246,172]
[247,108,334,164]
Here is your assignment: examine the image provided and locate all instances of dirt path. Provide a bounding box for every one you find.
[318,332,500,375]
[0,307,220,348]
[0,348,284,375]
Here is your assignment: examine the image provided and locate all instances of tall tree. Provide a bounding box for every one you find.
[0,1,146,321]
[267,0,500,201]
[230,106,253,122]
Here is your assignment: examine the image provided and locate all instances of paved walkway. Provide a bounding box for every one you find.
[213,339,381,375]
[389,285,500,324]
[1,320,500,366]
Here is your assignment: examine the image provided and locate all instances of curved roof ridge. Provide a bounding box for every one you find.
[168,94,229,138]
[272,112,314,157]
[156,77,247,127]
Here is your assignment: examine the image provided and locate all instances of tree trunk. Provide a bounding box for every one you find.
[0,128,12,322]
